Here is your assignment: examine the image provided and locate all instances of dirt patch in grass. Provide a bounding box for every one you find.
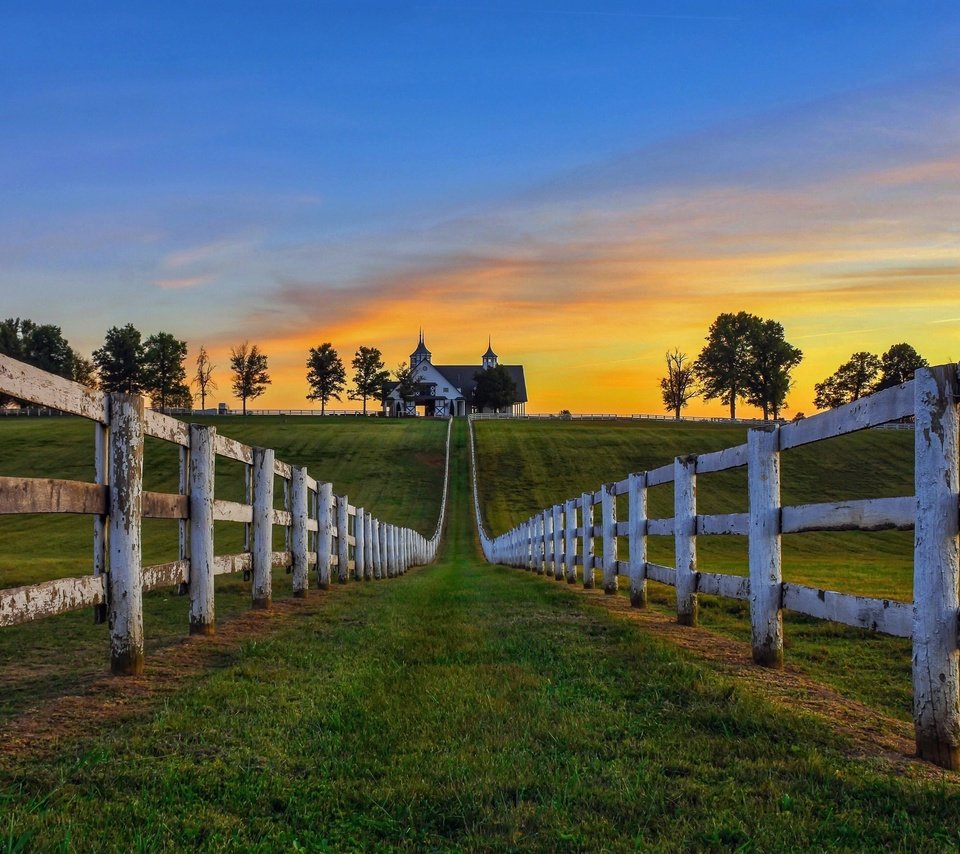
[414,451,445,470]
[0,590,338,759]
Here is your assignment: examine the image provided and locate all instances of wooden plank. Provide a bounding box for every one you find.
[305,475,318,492]
[614,478,630,496]
[647,518,674,536]
[213,499,253,523]
[213,434,254,465]
[0,476,106,515]
[749,426,783,667]
[779,381,914,450]
[646,562,676,586]
[213,553,252,576]
[0,354,107,422]
[646,465,674,487]
[252,447,274,608]
[271,551,293,567]
[782,583,912,638]
[781,496,914,533]
[189,424,216,635]
[306,519,319,533]
[143,409,190,447]
[697,571,749,600]
[696,443,748,474]
[698,512,748,536]
[0,574,106,626]
[142,491,188,520]
[628,471,647,607]
[142,560,190,592]
[674,455,698,626]
[272,509,292,527]
[273,459,292,479]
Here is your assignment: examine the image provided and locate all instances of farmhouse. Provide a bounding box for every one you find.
[382,333,528,417]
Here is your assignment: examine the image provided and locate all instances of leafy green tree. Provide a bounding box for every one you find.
[472,364,518,412]
[70,354,97,388]
[192,346,218,410]
[694,311,763,420]
[349,346,390,415]
[744,320,803,420]
[305,343,346,415]
[813,352,882,410]
[142,332,190,410]
[0,318,76,378]
[93,324,144,394]
[875,343,928,391]
[230,342,271,414]
[659,349,697,420]
[393,361,418,415]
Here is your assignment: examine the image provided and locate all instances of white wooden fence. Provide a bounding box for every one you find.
[471,364,960,770]
[0,354,450,674]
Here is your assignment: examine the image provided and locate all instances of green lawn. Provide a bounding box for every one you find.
[473,418,916,719]
[2,419,958,851]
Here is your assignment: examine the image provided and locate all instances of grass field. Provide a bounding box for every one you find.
[2,419,959,851]
[473,418,916,719]
[0,415,448,723]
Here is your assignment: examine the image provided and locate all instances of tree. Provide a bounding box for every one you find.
[70,354,97,388]
[694,311,762,420]
[813,352,882,410]
[659,349,697,420]
[305,343,346,415]
[349,346,390,415]
[744,320,803,420]
[393,361,418,415]
[472,364,518,412]
[142,332,189,410]
[0,317,83,405]
[192,346,218,410]
[93,324,144,394]
[229,342,271,414]
[875,343,928,391]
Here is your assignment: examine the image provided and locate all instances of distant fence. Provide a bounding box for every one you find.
[0,354,451,674]
[470,365,960,770]
[472,411,777,427]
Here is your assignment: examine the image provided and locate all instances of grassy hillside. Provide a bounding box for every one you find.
[474,418,916,718]
[2,420,958,851]
[0,415,448,721]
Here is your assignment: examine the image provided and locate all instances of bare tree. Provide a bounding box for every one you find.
[193,345,218,410]
[659,349,697,420]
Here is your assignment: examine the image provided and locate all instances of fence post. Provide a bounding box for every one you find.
[189,424,216,634]
[674,455,698,626]
[565,498,577,583]
[93,421,108,624]
[107,393,145,675]
[355,508,366,581]
[748,426,783,667]
[364,512,374,579]
[291,465,309,598]
[628,472,648,607]
[553,504,563,581]
[252,447,275,609]
[582,491,595,589]
[913,364,960,769]
[337,495,349,583]
[602,482,618,594]
[317,482,333,590]
[543,510,554,577]
[372,518,382,579]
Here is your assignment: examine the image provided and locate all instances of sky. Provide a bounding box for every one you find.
[1,1,958,415]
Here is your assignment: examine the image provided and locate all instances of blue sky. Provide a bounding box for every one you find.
[1,1,957,412]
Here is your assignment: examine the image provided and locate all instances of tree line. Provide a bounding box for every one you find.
[660,311,928,421]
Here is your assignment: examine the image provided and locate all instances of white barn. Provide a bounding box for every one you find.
[382,334,528,417]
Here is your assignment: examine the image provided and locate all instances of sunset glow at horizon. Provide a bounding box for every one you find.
[2,2,957,417]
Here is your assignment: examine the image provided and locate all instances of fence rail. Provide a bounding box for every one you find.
[470,364,960,770]
[0,354,450,674]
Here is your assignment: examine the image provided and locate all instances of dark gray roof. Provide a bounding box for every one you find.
[433,364,527,404]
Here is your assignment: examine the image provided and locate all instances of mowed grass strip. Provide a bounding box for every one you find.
[474,419,915,719]
[0,416,447,723]
[2,420,959,852]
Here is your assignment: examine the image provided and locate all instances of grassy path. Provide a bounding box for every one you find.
[2,421,960,850]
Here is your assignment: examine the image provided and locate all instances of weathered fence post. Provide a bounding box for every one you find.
[189,424,216,634]
[107,393,145,675]
[372,518,382,579]
[582,491,595,589]
[913,364,960,769]
[355,508,366,581]
[602,482,618,594]
[565,498,577,583]
[628,472,647,607]
[317,482,333,589]
[364,512,374,579]
[534,515,545,575]
[291,465,309,597]
[748,426,783,667]
[93,421,108,624]
[674,455,698,626]
[553,504,563,581]
[543,510,554,577]
[252,447,275,609]
[337,495,350,583]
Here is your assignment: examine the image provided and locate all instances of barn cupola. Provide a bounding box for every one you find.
[411,330,432,369]
[482,336,498,370]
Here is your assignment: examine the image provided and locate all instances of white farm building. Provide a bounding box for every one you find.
[382,333,528,417]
